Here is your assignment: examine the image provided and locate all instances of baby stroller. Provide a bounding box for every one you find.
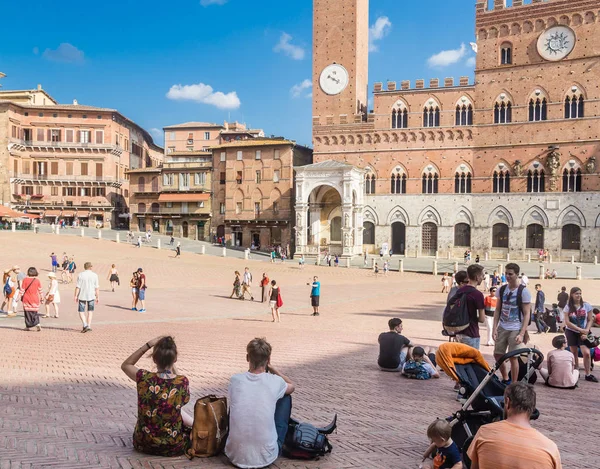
[436,343,544,468]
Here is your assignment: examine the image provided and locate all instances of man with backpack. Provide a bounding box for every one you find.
[453,264,486,349]
[492,263,532,384]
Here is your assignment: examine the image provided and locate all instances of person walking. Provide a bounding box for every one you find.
[136,268,147,313]
[268,280,281,323]
[66,257,77,284]
[260,273,270,303]
[533,284,549,334]
[43,272,61,318]
[18,267,44,332]
[363,251,368,268]
[563,287,597,382]
[308,276,320,316]
[169,236,175,246]
[175,242,181,258]
[557,286,568,323]
[108,264,119,292]
[1,267,17,317]
[74,262,99,333]
[441,273,450,294]
[241,267,254,301]
[50,252,59,273]
[484,287,497,346]
[230,271,242,299]
[137,236,142,248]
[298,254,305,269]
[130,271,139,310]
[383,260,389,276]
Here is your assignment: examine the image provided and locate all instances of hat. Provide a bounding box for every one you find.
[12,265,20,271]
[47,272,56,278]
[137,267,143,272]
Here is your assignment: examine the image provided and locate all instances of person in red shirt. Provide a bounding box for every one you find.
[18,267,44,331]
[484,287,498,346]
[260,273,270,303]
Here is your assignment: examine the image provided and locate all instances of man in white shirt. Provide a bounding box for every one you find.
[225,338,295,468]
[74,262,99,333]
[241,267,254,301]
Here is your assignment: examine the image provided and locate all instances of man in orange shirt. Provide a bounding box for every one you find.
[467,382,562,469]
[260,273,270,303]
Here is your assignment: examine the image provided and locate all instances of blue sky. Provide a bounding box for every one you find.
[0,0,477,148]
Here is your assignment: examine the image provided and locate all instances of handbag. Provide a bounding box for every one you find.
[277,290,283,308]
[583,333,600,349]
[282,414,337,460]
[46,294,55,303]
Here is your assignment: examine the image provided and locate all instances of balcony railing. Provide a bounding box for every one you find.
[10,172,121,186]
[9,138,123,156]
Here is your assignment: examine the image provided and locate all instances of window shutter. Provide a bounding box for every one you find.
[76,130,81,143]
[47,129,51,141]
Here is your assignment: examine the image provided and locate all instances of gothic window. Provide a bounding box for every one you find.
[423,102,440,127]
[562,167,582,192]
[565,89,585,119]
[528,97,547,122]
[365,174,376,195]
[363,221,375,245]
[493,170,511,193]
[454,171,472,194]
[561,224,581,250]
[492,223,509,248]
[454,223,471,247]
[390,169,407,194]
[500,43,512,65]
[494,100,512,124]
[526,224,544,249]
[455,104,473,126]
[422,169,439,194]
[527,169,545,193]
[391,102,408,129]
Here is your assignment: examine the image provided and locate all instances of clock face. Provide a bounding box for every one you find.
[537,26,576,61]
[319,64,349,96]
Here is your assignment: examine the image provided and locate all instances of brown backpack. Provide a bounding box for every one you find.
[187,395,229,459]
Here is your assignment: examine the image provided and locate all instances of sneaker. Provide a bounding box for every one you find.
[501,379,512,386]
[139,309,146,313]
[36,325,42,332]
[585,374,598,383]
[85,326,92,332]
[251,297,254,301]
[81,327,88,333]
[131,307,137,311]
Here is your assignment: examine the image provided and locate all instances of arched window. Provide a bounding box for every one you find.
[528,97,548,122]
[391,102,408,129]
[138,177,146,192]
[494,99,512,124]
[455,104,473,126]
[151,203,160,213]
[390,169,407,194]
[526,224,544,249]
[363,221,375,245]
[422,168,439,194]
[137,203,146,213]
[527,168,545,193]
[365,174,376,195]
[492,223,509,248]
[565,88,585,119]
[454,223,471,247]
[454,170,472,194]
[423,101,440,127]
[151,177,159,192]
[561,224,581,250]
[493,169,511,193]
[500,43,512,65]
[562,167,582,192]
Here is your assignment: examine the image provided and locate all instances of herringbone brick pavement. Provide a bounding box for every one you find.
[1,232,598,468]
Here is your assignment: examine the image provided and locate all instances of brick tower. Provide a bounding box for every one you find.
[312,0,369,128]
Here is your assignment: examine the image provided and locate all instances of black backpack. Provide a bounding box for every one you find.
[282,415,337,460]
[498,284,530,325]
[443,290,471,334]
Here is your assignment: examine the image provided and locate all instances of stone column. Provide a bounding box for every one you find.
[576,266,582,280]
[433,260,438,276]
[116,232,120,243]
[341,204,354,256]
[201,245,206,255]
[11,222,16,232]
[222,247,227,257]
[308,204,321,248]
[294,203,309,255]
[157,239,161,250]
[539,264,544,280]
[97,229,102,239]
[354,205,364,256]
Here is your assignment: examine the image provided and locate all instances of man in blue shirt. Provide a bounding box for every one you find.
[308,276,320,316]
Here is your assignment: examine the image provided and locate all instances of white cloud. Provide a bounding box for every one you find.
[149,128,162,139]
[369,16,392,52]
[427,43,467,68]
[273,33,305,60]
[200,0,227,6]
[290,79,312,98]
[465,56,476,68]
[166,83,241,110]
[43,43,85,63]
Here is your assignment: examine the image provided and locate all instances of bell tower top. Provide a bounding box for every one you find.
[312,0,369,125]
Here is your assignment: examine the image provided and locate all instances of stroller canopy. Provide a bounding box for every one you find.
[436,342,491,382]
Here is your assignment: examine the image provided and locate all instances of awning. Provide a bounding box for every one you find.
[44,210,61,217]
[0,206,27,219]
[77,211,90,218]
[158,193,210,202]
[62,211,75,217]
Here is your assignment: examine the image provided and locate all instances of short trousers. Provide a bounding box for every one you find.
[269,300,277,308]
[78,300,95,313]
[138,289,146,301]
[311,296,319,307]
[456,335,481,350]
[379,350,407,372]
[494,327,521,355]
[131,288,137,294]
[565,328,586,348]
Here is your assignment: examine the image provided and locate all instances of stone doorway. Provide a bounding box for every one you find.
[422,222,438,256]
[391,222,406,255]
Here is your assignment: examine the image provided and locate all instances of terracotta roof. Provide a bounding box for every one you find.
[163,122,224,130]
[212,139,294,149]
[158,193,210,202]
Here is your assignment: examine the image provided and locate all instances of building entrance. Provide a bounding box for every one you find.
[391,222,406,255]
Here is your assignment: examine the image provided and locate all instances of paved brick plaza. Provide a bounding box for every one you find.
[1,232,598,468]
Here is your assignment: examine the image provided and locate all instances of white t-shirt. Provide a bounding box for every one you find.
[76,270,99,301]
[225,372,287,469]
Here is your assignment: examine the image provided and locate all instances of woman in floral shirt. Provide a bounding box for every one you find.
[121,336,194,456]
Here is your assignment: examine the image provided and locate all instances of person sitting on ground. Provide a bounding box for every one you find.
[225,337,294,469]
[121,336,193,457]
[421,419,462,469]
[402,346,440,380]
[539,335,579,388]
[378,318,414,371]
[593,308,600,327]
[467,382,562,469]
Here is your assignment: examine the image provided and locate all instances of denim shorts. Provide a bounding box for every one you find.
[78,300,95,313]
[138,289,146,301]
[456,335,481,350]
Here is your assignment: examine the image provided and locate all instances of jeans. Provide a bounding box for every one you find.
[274,394,292,452]
[534,311,548,333]
[456,335,481,350]
[77,300,95,313]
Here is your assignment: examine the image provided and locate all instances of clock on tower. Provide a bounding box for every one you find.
[312,0,369,124]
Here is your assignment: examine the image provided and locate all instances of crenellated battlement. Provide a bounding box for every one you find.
[373,77,471,94]
[477,0,564,15]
